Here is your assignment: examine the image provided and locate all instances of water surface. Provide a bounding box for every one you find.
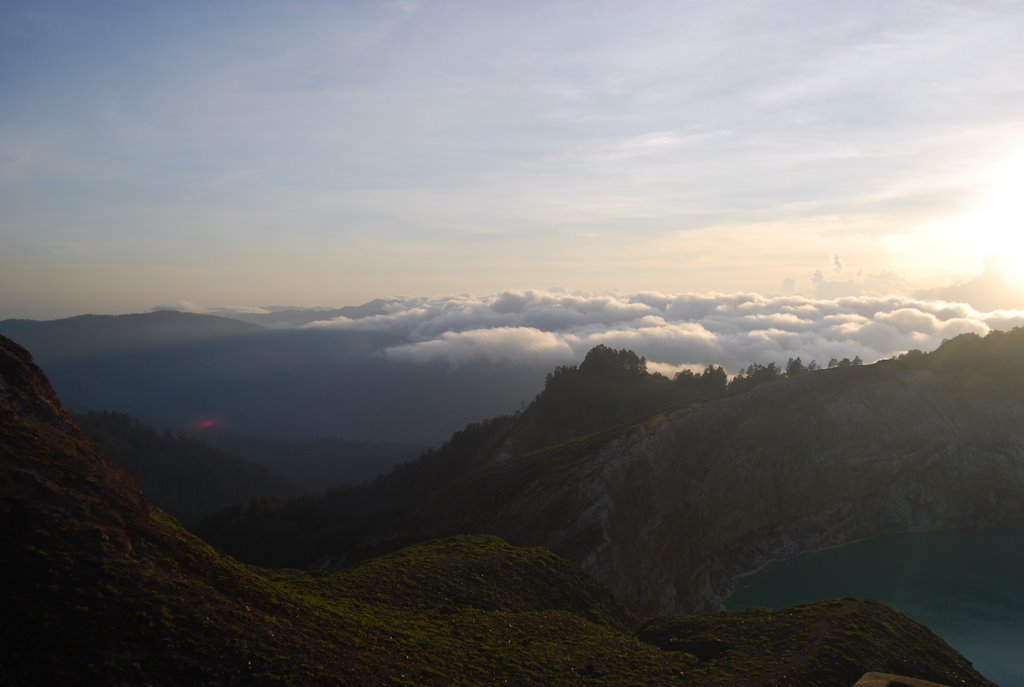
[725,530,1024,686]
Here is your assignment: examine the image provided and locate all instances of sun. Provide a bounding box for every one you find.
[952,147,1024,291]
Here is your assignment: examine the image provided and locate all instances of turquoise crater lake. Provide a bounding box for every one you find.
[725,530,1024,686]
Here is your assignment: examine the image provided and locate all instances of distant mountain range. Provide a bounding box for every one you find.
[0,310,266,360]
[0,333,996,685]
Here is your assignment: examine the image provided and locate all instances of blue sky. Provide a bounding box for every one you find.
[3,0,1024,318]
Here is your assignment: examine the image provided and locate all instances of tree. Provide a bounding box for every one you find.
[579,345,646,376]
[728,362,784,392]
[674,365,728,400]
[698,365,728,395]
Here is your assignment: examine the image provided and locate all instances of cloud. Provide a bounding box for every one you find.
[383,326,576,368]
[302,290,1023,373]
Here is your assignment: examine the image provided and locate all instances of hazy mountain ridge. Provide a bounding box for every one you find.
[0,310,267,361]
[0,333,995,685]
[200,328,1024,621]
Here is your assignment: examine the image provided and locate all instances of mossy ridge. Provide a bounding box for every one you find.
[638,598,992,687]
[312,535,630,629]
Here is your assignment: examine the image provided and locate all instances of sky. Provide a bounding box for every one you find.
[3,0,1024,319]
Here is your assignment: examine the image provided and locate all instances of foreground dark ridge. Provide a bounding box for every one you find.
[201,329,1024,619]
[0,334,996,685]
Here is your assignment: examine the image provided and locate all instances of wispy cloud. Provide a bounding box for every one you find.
[4,2,1024,316]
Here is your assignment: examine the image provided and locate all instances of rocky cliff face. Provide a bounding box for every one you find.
[451,361,1024,617]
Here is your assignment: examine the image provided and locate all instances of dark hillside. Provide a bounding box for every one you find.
[0,333,997,685]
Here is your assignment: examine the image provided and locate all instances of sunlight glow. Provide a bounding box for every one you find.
[957,147,1024,288]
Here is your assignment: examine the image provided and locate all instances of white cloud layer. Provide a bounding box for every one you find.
[303,290,1024,372]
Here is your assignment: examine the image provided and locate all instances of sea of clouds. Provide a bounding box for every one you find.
[300,290,1024,376]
